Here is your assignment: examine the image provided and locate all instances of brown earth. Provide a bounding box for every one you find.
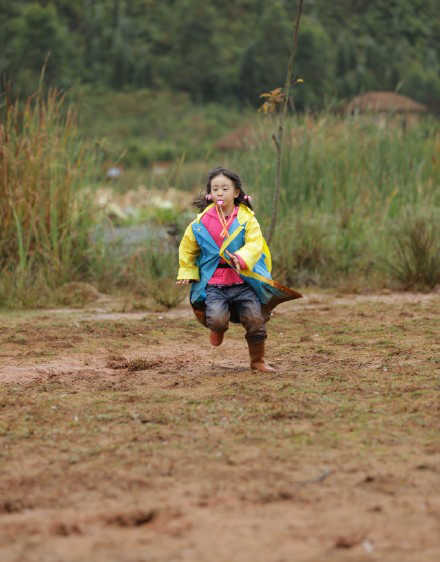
[1,290,439,562]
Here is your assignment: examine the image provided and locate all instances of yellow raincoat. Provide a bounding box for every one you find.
[178,203,301,319]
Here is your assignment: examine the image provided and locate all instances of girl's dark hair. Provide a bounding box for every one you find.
[193,166,253,211]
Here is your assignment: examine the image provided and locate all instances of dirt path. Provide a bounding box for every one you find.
[1,291,439,561]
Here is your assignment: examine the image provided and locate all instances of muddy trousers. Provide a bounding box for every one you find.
[204,284,266,343]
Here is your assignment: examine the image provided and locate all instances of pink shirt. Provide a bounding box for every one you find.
[201,206,246,285]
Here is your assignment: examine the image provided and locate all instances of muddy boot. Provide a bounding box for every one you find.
[209,330,224,347]
[247,340,275,372]
[193,307,207,327]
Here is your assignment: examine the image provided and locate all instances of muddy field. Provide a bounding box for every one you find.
[1,291,439,562]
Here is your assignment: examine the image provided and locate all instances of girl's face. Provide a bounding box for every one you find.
[210,174,240,211]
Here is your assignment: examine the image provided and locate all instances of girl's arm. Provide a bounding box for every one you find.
[177,223,200,281]
[233,215,264,271]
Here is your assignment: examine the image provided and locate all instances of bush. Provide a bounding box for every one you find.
[0,267,54,309]
[123,140,180,168]
[269,208,379,289]
[271,212,337,286]
[5,4,78,95]
[100,246,185,309]
[386,208,440,290]
[144,248,186,309]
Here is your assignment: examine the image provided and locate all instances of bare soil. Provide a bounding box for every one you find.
[1,291,439,562]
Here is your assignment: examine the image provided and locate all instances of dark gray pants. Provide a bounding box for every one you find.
[205,284,267,342]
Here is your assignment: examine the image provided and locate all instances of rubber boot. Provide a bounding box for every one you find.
[210,330,224,347]
[247,340,275,372]
[193,307,207,327]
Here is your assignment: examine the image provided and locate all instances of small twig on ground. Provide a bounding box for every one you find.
[296,468,333,485]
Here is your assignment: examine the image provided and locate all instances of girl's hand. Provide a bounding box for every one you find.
[176,279,192,286]
[225,250,241,273]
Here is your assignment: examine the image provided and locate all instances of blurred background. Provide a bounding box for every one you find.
[1,0,439,308]
[2,1,439,109]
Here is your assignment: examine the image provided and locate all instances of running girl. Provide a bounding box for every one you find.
[176,167,301,372]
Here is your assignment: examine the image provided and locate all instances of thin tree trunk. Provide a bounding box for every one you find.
[267,0,304,244]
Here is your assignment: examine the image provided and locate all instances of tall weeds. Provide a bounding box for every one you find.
[1,97,438,307]
[386,207,440,289]
[0,89,96,306]
[226,114,440,290]
[232,115,440,219]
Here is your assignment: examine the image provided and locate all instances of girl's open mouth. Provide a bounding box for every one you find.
[216,199,224,206]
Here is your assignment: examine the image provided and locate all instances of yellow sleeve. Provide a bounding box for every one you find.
[177,222,200,280]
[234,215,265,271]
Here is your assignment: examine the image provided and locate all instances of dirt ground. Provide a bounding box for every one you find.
[1,290,439,562]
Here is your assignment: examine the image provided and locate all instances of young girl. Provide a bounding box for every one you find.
[176,167,301,372]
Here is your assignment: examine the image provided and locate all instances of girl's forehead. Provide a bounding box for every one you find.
[211,174,234,186]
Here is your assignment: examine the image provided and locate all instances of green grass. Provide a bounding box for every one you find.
[222,114,440,289]
[2,89,439,307]
[70,87,250,175]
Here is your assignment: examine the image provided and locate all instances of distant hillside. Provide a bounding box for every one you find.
[1,0,439,110]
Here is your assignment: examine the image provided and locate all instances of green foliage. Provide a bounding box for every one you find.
[3,3,78,95]
[159,0,226,100]
[401,60,440,108]
[122,247,185,309]
[84,231,185,309]
[0,267,54,308]
[1,99,439,307]
[231,115,440,219]
[385,208,440,289]
[271,212,337,286]
[70,88,248,173]
[270,209,375,287]
[239,1,290,105]
[145,248,185,309]
[123,140,178,168]
[311,0,440,109]
[294,16,335,110]
[239,3,334,110]
[1,0,439,109]
[226,113,439,289]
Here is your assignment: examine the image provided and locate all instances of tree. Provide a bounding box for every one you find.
[4,3,78,94]
[0,0,438,108]
[156,0,236,101]
[239,1,291,105]
[294,16,334,110]
[239,5,334,110]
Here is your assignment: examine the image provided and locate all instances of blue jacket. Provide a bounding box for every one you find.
[178,204,301,308]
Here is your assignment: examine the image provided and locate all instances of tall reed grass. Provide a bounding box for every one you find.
[0,89,97,306]
[1,99,438,309]
[225,115,440,289]
[231,115,439,217]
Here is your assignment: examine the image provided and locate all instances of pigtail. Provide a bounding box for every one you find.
[234,191,253,210]
[193,192,211,211]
